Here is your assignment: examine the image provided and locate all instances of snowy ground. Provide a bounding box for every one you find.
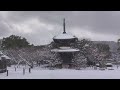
[0,66,120,79]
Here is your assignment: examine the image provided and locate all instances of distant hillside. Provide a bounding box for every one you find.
[93,41,119,52]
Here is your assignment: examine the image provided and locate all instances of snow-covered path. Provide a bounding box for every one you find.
[1,66,120,79]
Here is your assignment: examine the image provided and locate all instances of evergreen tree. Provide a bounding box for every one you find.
[1,35,30,49]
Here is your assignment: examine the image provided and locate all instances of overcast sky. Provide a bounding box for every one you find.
[0,11,120,45]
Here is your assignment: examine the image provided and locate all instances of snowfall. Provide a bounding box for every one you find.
[1,65,120,79]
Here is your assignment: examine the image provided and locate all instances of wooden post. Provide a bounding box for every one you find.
[117,65,119,69]
[15,67,16,71]
[106,66,107,69]
[23,68,25,75]
[29,68,31,73]
[6,70,8,76]
[94,66,97,70]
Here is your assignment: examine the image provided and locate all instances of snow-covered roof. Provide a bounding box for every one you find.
[53,33,76,40]
[96,64,99,66]
[59,47,71,49]
[106,63,112,65]
[51,48,79,52]
[0,51,3,55]
[1,55,11,60]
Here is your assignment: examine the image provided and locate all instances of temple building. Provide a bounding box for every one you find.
[51,19,79,68]
[0,51,11,73]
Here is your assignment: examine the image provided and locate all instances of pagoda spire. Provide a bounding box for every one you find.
[63,18,66,34]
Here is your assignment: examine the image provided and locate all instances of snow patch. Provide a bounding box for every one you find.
[1,66,120,79]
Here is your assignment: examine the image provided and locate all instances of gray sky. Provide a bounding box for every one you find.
[0,11,120,45]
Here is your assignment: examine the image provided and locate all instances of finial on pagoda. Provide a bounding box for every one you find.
[63,18,66,34]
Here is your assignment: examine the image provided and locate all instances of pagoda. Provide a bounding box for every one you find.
[51,19,79,68]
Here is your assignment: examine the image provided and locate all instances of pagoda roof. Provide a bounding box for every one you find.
[53,33,77,40]
[51,47,79,52]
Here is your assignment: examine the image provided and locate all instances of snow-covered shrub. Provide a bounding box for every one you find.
[72,53,87,69]
[47,52,62,69]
